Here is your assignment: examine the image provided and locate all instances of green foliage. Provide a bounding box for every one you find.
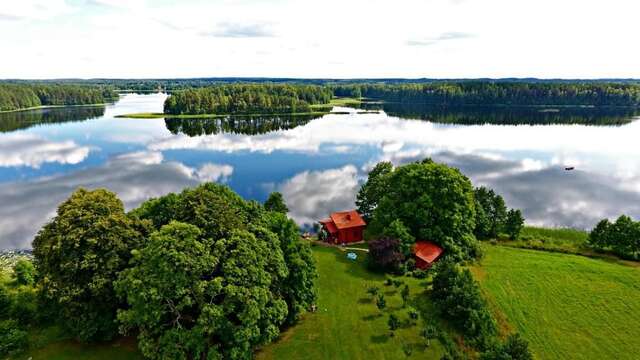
[368,159,480,261]
[383,219,415,258]
[431,260,497,347]
[32,188,150,341]
[376,294,387,311]
[400,285,410,307]
[367,237,405,272]
[481,333,533,360]
[164,84,332,115]
[588,215,640,259]
[356,161,393,222]
[474,187,507,240]
[505,209,525,240]
[9,287,37,324]
[116,221,289,359]
[387,314,400,331]
[12,259,36,286]
[366,286,379,297]
[0,319,28,356]
[0,83,117,112]
[334,82,640,107]
[132,182,251,241]
[120,184,317,359]
[264,211,318,325]
[421,325,438,347]
[0,285,10,319]
[264,192,289,214]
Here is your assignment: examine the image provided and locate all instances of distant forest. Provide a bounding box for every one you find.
[0,84,118,112]
[163,84,332,115]
[334,83,640,107]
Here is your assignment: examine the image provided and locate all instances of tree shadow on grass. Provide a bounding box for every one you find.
[358,297,372,304]
[361,313,380,321]
[370,334,389,344]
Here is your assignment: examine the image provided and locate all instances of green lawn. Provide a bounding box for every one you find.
[473,245,640,360]
[257,245,447,360]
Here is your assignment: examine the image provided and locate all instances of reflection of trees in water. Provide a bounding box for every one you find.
[0,106,105,133]
[164,114,323,136]
[361,102,639,126]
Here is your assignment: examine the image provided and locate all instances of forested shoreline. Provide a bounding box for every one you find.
[334,82,640,107]
[163,84,332,115]
[0,84,118,112]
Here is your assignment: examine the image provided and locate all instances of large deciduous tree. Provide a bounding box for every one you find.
[116,221,288,360]
[32,188,149,341]
[356,161,393,222]
[368,159,480,261]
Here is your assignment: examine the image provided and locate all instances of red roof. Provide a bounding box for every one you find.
[414,241,444,264]
[329,210,366,230]
[319,218,338,234]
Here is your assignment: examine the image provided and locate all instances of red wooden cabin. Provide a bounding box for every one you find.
[414,241,444,269]
[319,210,366,244]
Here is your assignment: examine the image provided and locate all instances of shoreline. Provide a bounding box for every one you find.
[0,102,114,114]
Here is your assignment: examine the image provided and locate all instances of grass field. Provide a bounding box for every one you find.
[472,245,640,360]
[257,245,448,360]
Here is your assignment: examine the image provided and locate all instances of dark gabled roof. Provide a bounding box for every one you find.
[414,241,444,264]
[329,210,366,230]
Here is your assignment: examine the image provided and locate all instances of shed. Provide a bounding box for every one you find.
[414,241,444,269]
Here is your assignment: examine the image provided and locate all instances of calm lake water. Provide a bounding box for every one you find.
[1,93,640,249]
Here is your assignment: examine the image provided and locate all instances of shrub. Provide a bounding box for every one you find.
[10,289,37,324]
[481,333,533,360]
[431,260,497,347]
[368,237,405,272]
[0,285,10,319]
[376,294,387,311]
[388,314,400,331]
[0,320,28,356]
[12,260,36,286]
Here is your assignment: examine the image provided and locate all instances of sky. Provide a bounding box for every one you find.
[0,0,639,79]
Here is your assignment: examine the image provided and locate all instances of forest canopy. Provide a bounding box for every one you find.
[334,82,640,107]
[163,84,332,115]
[0,84,118,112]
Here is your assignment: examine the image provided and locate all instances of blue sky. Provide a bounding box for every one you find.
[1,0,639,79]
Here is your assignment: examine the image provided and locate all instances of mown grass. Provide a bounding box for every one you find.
[497,226,589,254]
[472,245,640,360]
[257,245,448,360]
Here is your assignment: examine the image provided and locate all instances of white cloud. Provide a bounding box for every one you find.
[1,0,639,78]
[0,133,90,168]
[195,163,234,182]
[278,165,360,226]
[0,150,234,249]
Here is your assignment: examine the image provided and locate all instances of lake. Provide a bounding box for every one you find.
[1,93,639,249]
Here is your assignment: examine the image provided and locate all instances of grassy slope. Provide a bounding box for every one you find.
[257,245,446,360]
[472,245,640,360]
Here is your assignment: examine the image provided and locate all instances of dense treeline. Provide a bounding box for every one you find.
[0,84,117,112]
[163,84,332,115]
[335,82,640,107]
[0,106,105,133]
[589,215,640,260]
[8,78,640,93]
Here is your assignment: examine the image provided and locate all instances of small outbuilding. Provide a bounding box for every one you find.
[319,210,366,245]
[414,241,444,269]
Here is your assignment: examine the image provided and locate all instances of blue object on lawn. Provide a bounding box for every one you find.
[347,252,357,260]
